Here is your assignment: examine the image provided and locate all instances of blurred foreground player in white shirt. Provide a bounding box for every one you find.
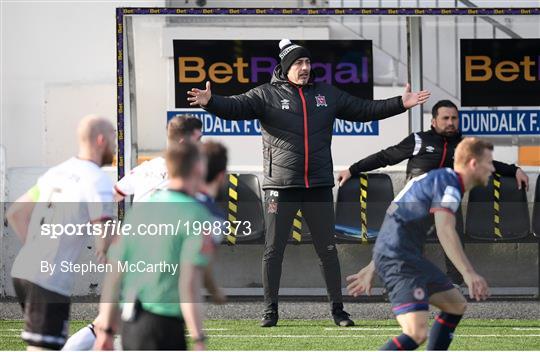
[8,115,116,350]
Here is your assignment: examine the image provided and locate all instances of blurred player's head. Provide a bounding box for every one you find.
[454,137,494,188]
[77,114,116,166]
[279,39,312,86]
[167,115,203,147]
[166,142,206,195]
[201,141,228,196]
[431,100,459,137]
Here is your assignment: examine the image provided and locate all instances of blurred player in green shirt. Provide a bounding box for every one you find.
[95,142,213,350]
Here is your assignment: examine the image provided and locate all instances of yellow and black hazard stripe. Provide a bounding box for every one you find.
[493,173,502,238]
[292,210,303,243]
[227,174,239,245]
[359,173,369,244]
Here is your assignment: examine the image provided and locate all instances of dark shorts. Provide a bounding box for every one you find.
[121,302,186,350]
[12,278,70,350]
[373,252,454,316]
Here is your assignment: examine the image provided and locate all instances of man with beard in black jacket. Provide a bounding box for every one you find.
[338,99,529,285]
[187,39,430,328]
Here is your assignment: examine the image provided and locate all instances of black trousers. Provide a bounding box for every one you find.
[13,278,70,350]
[262,187,342,311]
[122,306,186,350]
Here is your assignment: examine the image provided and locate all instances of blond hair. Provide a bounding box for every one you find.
[454,137,493,167]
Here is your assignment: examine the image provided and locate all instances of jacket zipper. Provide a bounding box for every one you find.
[438,138,448,168]
[297,87,310,188]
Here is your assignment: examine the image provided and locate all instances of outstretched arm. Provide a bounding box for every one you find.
[187,81,263,121]
[337,83,430,122]
[187,81,213,107]
[401,83,431,109]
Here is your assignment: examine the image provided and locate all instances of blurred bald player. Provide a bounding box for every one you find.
[8,115,116,350]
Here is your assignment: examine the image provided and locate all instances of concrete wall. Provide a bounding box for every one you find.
[1,1,165,169]
[211,243,538,293]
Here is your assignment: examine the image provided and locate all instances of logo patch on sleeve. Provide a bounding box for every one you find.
[441,186,461,212]
[413,287,425,300]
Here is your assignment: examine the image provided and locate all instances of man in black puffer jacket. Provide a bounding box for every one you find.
[187,39,431,328]
[338,99,529,285]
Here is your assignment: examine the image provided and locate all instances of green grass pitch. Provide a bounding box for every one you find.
[1,319,540,350]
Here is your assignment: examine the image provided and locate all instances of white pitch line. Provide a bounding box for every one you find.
[457,335,540,338]
[325,327,401,331]
[1,333,538,339]
[190,335,389,338]
[0,327,230,332]
[187,334,540,338]
[513,328,540,331]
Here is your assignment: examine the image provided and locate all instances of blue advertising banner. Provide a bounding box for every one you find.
[167,111,378,136]
[459,110,540,135]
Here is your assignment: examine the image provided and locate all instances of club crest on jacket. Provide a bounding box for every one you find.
[315,94,327,107]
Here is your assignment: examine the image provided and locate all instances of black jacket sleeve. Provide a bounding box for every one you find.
[335,88,406,122]
[493,160,518,177]
[349,134,415,175]
[204,85,265,121]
